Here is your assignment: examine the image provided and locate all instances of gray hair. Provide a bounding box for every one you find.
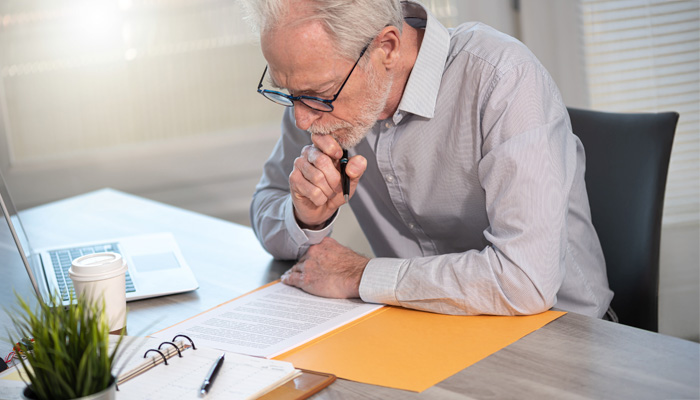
[240,0,404,62]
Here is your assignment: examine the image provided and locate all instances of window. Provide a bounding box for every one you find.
[0,0,280,164]
[581,0,700,224]
[0,0,283,223]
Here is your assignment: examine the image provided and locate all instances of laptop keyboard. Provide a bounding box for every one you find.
[49,243,136,302]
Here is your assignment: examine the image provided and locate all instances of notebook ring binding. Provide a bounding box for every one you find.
[172,334,196,350]
[158,341,183,357]
[143,349,168,365]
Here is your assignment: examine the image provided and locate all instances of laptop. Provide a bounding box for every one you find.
[0,170,199,305]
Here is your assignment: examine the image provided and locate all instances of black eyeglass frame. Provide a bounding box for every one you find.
[256,43,370,112]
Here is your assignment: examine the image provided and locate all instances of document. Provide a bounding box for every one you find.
[153,282,383,358]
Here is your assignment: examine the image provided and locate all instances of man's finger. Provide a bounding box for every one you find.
[304,145,333,168]
[296,157,336,197]
[311,134,343,160]
[346,155,367,180]
[281,267,300,286]
[293,261,305,272]
[289,168,330,206]
[299,146,342,193]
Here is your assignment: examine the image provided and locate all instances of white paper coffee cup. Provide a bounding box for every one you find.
[69,252,128,331]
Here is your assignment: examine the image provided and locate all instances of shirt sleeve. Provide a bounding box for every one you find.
[360,61,577,316]
[250,108,336,260]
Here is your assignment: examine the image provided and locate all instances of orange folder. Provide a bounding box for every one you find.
[275,306,565,392]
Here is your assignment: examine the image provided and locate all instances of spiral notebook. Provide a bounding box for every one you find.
[112,336,334,400]
[0,336,334,400]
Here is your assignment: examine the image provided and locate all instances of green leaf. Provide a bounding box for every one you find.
[4,291,123,400]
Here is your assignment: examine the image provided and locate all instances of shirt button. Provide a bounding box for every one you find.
[385,175,394,183]
[384,122,392,129]
[408,223,415,230]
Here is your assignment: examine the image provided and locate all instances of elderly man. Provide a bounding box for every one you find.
[245,0,613,318]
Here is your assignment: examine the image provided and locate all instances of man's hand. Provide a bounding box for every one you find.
[289,134,367,229]
[281,237,369,298]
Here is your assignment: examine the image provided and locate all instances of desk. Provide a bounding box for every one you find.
[12,190,700,399]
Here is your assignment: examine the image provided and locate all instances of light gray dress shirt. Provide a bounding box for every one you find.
[250,1,613,318]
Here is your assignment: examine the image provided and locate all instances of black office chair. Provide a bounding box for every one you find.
[567,107,678,332]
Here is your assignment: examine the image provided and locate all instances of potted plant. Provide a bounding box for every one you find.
[6,293,125,400]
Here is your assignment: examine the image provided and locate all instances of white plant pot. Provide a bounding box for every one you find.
[20,377,116,400]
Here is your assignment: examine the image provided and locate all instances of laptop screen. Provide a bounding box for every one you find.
[0,170,47,301]
[0,171,43,357]
[0,171,32,256]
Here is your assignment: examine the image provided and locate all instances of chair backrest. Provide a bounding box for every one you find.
[567,107,678,332]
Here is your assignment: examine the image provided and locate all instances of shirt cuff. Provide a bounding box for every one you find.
[284,198,336,250]
[359,258,405,306]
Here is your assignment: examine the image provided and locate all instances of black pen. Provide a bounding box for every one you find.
[200,353,225,396]
[340,149,349,203]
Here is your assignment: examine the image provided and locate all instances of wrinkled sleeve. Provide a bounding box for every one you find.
[360,62,577,315]
[250,108,336,260]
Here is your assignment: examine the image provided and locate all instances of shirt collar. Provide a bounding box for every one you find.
[394,0,451,122]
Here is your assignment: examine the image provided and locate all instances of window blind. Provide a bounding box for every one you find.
[581,0,700,225]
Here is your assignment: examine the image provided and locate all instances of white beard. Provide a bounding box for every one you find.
[308,63,393,149]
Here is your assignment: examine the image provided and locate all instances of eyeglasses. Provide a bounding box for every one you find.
[256,44,369,112]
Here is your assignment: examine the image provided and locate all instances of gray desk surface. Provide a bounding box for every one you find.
[11,190,700,399]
